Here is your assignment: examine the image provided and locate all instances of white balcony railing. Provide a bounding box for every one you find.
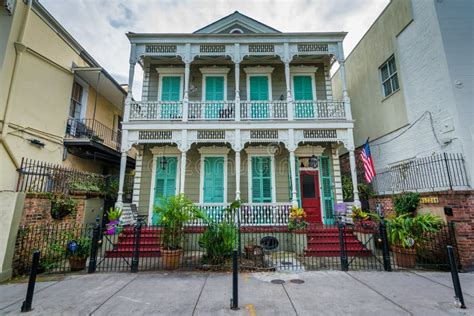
[190,203,291,226]
[188,101,235,120]
[129,100,346,121]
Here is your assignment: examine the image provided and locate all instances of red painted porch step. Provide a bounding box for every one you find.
[105,228,162,258]
[304,228,372,258]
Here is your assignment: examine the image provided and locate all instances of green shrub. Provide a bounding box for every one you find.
[393,192,420,216]
[50,195,77,220]
[386,213,442,248]
[342,175,353,201]
[199,221,237,264]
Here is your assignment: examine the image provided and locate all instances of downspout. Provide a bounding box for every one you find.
[0,0,33,168]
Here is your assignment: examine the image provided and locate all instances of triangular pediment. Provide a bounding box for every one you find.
[194,11,280,34]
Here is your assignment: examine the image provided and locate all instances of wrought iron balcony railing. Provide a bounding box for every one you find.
[65,118,121,151]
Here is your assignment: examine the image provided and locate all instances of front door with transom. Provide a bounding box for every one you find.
[300,170,322,224]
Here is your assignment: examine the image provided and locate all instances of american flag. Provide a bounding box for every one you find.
[360,139,376,183]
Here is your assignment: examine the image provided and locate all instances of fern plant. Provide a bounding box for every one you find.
[386,213,442,248]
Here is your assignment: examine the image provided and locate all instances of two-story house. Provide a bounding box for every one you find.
[116,12,360,226]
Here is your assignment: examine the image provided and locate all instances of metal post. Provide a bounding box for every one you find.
[230,249,239,310]
[88,224,101,273]
[379,219,392,271]
[444,152,453,190]
[338,221,349,271]
[21,250,40,313]
[131,222,142,273]
[447,246,466,309]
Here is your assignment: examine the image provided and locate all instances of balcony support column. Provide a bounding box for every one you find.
[183,61,190,122]
[284,61,294,121]
[233,129,242,201]
[124,44,137,123]
[288,128,298,207]
[116,150,128,209]
[346,129,360,206]
[337,42,352,120]
[232,44,242,122]
[179,130,189,194]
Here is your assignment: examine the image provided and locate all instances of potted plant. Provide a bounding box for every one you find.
[66,237,91,271]
[106,207,122,235]
[288,206,308,232]
[393,192,420,216]
[351,206,379,234]
[50,194,77,220]
[386,213,442,268]
[154,194,202,270]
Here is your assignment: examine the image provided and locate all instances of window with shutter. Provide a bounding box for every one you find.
[251,156,272,203]
[152,156,177,224]
[249,76,269,119]
[319,156,335,225]
[160,76,181,119]
[203,156,225,203]
[205,76,225,119]
[293,75,314,118]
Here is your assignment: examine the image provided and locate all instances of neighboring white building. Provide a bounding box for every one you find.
[332,0,473,193]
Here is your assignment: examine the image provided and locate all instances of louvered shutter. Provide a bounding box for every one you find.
[293,75,314,118]
[250,76,269,119]
[161,76,181,118]
[252,157,272,203]
[205,76,225,118]
[203,157,224,203]
[320,156,335,225]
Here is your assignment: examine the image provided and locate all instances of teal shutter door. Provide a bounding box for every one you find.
[153,156,177,224]
[293,75,314,118]
[205,76,225,119]
[161,76,181,119]
[320,156,335,225]
[249,76,269,119]
[203,157,224,203]
[251,157,272,203]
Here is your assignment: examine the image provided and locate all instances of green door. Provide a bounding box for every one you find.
[320,156,335,225]
[205,76,225,119]
[203,156,225,221]
[251,157,272,203]
[249,76,269,119]
[161,76,181,119]
[293,75,314,118]
[152,156,177,224]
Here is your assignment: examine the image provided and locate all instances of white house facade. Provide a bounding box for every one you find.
[116,12,360,225]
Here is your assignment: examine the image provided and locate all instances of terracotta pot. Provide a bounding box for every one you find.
[354,221,379,234]
[69,256,87,271]
[161,249,183,270]
[392,246,416,268]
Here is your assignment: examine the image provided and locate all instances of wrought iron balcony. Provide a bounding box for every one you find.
[129,100,347,121]
[65,118,121,151]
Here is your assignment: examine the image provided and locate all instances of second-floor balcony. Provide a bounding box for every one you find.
[66,118,122,151]
[129,100,346,122]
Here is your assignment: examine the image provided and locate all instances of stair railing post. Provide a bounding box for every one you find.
[131,222,142,273]
[88,224,101,274]
[379,219,392,271]
[338,219,349,271]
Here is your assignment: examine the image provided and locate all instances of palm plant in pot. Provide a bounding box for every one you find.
[154,194,203,270]
[386,213,442,268]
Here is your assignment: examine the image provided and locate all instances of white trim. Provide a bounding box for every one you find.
[198,146,230,204]
[148,146,181,224]
[244,67,274,102]
[245,145,277,203]
[229,28,244,34]
[290,66,318,101]
[156,68,185,102]
[294,145,325,156]
[200,67,230,102]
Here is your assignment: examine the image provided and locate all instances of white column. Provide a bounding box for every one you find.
[284,61,294,121]
[182,61,190,122]
[116,151,128,208]
[348,142,360,206]
[180,150,187,194]
[289,150,298,207]
[337,42,352,120]
[235,150,241,200]
[234,62,241,121]
[124,45,137,122]
[332,145,343,203]
[132,147,143,207]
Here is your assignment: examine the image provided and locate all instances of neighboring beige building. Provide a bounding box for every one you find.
[116,11,361,228]
[0,0,132,281]
[332,0,473,193]
[0,0,133,192]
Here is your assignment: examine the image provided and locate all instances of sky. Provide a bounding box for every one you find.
[41,0,389,99]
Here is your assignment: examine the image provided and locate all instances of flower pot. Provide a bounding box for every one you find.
[161,249,183,270]
[106,220,120,235]
[69,256,87,271]
[392,246,416,269]
[354,220,379,234]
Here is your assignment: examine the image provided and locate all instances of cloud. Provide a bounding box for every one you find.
[40,0,389,99]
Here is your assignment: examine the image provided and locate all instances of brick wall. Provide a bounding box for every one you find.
[370,190,474,271]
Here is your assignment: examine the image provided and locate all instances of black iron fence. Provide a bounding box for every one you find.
[65,118,121,151]
[372,153,470,194]
[12,217,459,276]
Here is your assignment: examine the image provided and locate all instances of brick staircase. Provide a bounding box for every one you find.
[304,226,372,257]
[105,227,162,258]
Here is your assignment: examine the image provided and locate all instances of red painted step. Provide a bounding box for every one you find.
[304,249,372,257]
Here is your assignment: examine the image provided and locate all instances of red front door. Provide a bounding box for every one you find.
[300,170,322,223]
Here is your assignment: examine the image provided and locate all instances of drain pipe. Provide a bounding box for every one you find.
[1,0,33,169]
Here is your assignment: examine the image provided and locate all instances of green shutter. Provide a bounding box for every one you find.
[205,76,225,119]
[161,76,181,119]
[293,75,314,119]
[251,157,272,203]
[203,156,224,203]
[288,155,302,207]
[320,156,335,225]
[152,156,177,224]
[249,76,269,119]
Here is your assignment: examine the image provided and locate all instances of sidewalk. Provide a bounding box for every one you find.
[0,271,472,315]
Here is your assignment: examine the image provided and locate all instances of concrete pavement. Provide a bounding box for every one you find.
[0,271,472,315]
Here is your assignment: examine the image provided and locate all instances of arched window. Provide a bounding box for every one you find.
[230,28,243,34]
